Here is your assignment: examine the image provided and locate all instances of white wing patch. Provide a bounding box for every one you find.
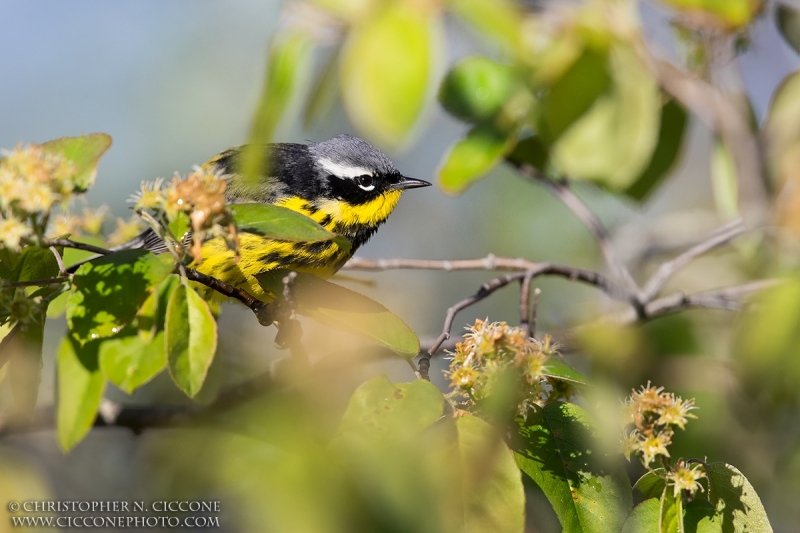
[318,158,373,179]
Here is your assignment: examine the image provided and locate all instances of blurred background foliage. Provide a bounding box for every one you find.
[4,0,800,531]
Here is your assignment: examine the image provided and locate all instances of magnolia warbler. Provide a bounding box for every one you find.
[108,134,430,303]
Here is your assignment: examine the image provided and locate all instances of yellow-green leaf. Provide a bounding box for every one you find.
[338,375,444,438]
[256,271,419,358]
[514,402,633,532]
[11,246,61,283]
[777,4,800,55]
[658,0,761,29]
[41,133,112,192]
[99,328,167,395]
[711,138,739,219]
[704,462,773,532]
[340,2,440,147]
[438,123,518,195]
[57,337,105,451]
[99,275,179,394]
[448,0,522,49]
[230,203,350,253]
[438,56,522,123]
[551,45,660,190]
[241,30,313,187]
[66,250,174,345]
[456,414,525,533]
[659,485,683,533]
[303,49,341,130]
[165,283,217,397]
[624,99,688,201]
[621,498,660,533]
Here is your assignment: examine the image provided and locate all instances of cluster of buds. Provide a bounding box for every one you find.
[666,459,706,499]
[0,287,43,330]
[132,167,238,263]
[622,382,698,467]
[446,319,571,417]
[0,143,111,252]
[0,144,79,251]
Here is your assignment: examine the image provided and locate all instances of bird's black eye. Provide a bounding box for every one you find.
[356,175,374,189]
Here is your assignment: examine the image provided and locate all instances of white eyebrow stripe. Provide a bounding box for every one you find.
[318,158,372,179]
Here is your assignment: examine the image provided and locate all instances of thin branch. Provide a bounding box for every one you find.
[419,273,526,380]
[183,267,271,325]
[137,209,187,278]
[45,238,113,256]
[640,218,746,301]
[635,45,769,225]
[345,256,628,301]
[518,272,534,335]
[515,164,642,301]
[49,246,68,276]
[530,288,541,340]
[617,279,779,324]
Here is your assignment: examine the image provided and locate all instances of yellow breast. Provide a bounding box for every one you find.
[191,191,402,304]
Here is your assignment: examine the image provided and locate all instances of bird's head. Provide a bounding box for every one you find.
[308,134,430,206]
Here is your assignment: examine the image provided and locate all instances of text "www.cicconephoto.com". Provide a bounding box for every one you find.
[10,515,220,528]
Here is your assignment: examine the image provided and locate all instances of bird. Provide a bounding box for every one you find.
[97,134,430,304]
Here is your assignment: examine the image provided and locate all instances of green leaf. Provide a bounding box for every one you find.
[165,282,218,397]
[438,57,522,123]
[733,276,800,404]
[507,135,549,173]
[551,45,661,190]
[538,47,612,143]
[0,248,17,281]
[456,414,526,533]
[60,236,107,273]
[621,498,660,533]
[168,211,191,244]
[66,249,174,345]
[448,0,521,49]
[777,4,800,55]
[41,133,112,192]
[2,318,44,417]
[657,0,760,29]
[624,99,688,201]
[338,375,444,438]
[99,328,167,395]
[340,2,440,147]
[11,246,61,283]
[303,50,341,130]
[256,271,420,358]
[514,402,633,533]
[634,469,667,500]
[684,500,723,533]
[711,138,739,219]
[660,486,684,533]
[703,462,773,532]
[230,203,350,253]
[57,337,105,451]
[541,356,589,385]
[241,30,313,186]
[438,123,518,195]
[99,275,179,394]
[764,71,800,185]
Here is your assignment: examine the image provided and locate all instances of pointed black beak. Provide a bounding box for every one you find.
[392,176,432,190]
